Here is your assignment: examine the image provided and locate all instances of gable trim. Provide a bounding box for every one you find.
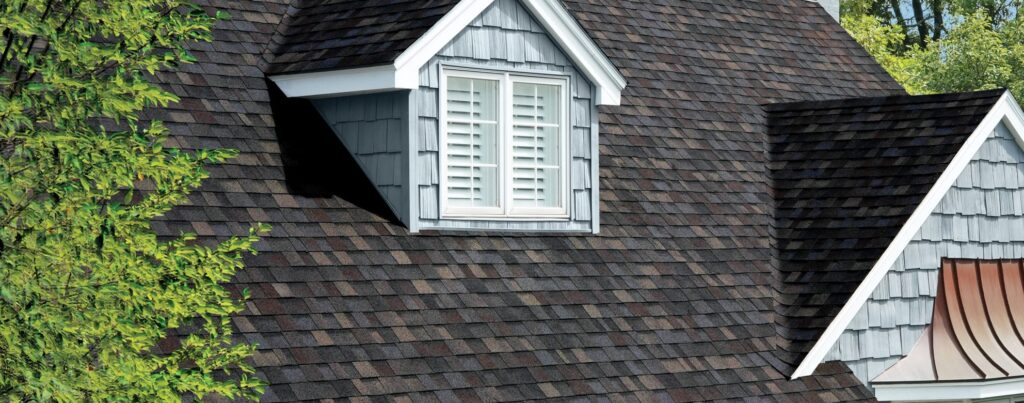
[791,90,1024,379]
[518,0,624,106]
[391,0,497,89]
[268,0,626,105]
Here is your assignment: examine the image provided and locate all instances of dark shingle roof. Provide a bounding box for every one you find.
[150,0,932,400]
[768,89,1004,365]
[265,0,460,74]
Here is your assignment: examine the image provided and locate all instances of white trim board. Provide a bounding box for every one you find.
[267,0,626,106]
[791,90,1024,379]
[874,377,1024,401]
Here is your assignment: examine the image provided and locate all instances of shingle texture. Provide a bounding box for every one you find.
[768,90,1004,366]
[265,0,459,74]
[150,0,929,400]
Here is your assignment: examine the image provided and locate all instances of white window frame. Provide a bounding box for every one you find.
[439,66,571,220]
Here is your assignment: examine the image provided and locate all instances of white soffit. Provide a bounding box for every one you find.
[874,377,1024,401]
[790,90,1024,379]
[268,0,626,105]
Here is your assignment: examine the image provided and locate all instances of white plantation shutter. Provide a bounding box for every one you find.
[442,70,567,218]
[444,77,499,211]
[511,82,561,210]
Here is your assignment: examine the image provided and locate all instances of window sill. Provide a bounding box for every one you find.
[438,214,571,222]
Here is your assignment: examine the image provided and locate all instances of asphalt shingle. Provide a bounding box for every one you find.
[264,0,460,74]
[153,0,920,400]
[768,89,1004,367]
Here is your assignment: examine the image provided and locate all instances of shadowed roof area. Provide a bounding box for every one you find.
[265,0,460,74]
[768,89,1005,366]
[875,258,1024,383]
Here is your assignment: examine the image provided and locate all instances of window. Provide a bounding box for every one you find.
[440,68,569,219]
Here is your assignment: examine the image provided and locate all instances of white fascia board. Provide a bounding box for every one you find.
[790,90,1024,379]
[269,65,402,98]
[270,0,625,105]
[392,0,497,88]
[874,377,1024,401]
[519,0,626,105]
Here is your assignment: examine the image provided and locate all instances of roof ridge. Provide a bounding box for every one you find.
[764,88,1006,113]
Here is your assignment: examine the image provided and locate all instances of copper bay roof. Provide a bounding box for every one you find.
[874,259,1024,384]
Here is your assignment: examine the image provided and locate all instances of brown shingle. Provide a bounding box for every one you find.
[768,89,1003,364]
[265,0,460,74]
[154,0,910,400]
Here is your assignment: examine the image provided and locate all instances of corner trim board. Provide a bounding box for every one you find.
[407,89,420,234]
[791,90,1024,379]
[267,0,626,105]
[590,99,600,233]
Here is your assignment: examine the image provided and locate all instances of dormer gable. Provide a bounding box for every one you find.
[271,0,624,233]
[268,0,625,105]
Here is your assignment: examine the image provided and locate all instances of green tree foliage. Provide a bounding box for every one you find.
[843,0,1024,98]
[0,0,266,400]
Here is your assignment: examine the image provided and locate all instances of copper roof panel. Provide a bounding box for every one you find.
[875,259,1024,384]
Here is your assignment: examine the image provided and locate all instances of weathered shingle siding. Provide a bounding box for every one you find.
[827,122,1024,385]
[313,92,410,225]
[415,0,597,231]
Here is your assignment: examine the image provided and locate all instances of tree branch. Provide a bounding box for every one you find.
[910,0,929,47]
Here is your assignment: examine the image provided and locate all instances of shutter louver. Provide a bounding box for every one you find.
[511,82,561,209]
[444,77,499,210]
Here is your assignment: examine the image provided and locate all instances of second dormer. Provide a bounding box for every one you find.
[268,0,625,233]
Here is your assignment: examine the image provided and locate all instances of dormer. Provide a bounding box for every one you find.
[268,0,625,233]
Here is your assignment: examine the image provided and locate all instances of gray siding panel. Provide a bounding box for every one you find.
[313,92,409,225]
[828,122,1024,385]
[415,0,597,232]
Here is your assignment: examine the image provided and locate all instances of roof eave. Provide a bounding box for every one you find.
[874,376,1024,401]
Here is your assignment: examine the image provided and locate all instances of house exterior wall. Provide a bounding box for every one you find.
[313,92,410,224]
[826,122,1024,385]
[414,0,598,231]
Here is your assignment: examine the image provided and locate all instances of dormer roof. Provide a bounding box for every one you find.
[265,0,461,74]
[266,0,627,105]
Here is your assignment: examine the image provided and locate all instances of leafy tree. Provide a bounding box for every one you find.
[842,0,1020,49]
[843,1,1024,99]
[842,13,918,91]
[0,0,266,400]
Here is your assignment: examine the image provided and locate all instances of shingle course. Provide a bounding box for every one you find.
[264,0,460,74]
[768,89,1004,366]
[153,0,920,400]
